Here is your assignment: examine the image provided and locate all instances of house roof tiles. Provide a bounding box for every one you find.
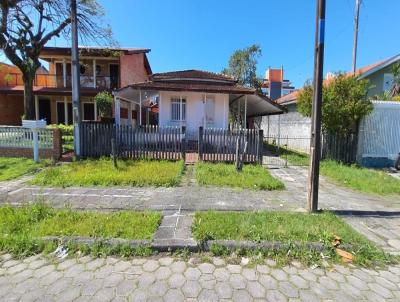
[151,70,236,83]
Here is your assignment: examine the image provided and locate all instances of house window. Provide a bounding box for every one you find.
[56,102,73,124]
[171,97,186,121]
[83,103,95,120]
[96,65,102,75]
[383,73,394,91]
[80,64,86,75]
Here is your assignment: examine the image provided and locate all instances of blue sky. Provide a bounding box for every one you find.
[8,0,400,88]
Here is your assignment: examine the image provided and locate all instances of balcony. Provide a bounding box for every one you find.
[3,73,119,90]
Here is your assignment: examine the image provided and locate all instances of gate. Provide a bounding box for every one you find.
[263,135,311,167]
[198,127,263,164]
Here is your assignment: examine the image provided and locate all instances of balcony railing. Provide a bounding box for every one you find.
[2,73,119,89]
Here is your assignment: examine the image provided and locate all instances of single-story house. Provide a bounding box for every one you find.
[113,70,283,140]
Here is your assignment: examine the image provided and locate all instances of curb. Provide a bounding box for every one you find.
[42,237,349,253]
[204,240,353,252]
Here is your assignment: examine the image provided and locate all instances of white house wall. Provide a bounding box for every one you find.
[159,91,229,139]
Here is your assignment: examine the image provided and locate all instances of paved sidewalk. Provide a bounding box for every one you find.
[1,165,400,254]
[153,207,197,250]
[1,253,400,302]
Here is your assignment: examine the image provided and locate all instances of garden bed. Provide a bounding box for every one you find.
[31,158,185,187]
[196,162,285,190]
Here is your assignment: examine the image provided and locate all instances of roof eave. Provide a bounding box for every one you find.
[358,54,400,79]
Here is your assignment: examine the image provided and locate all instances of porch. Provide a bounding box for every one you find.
[112,86,283,140]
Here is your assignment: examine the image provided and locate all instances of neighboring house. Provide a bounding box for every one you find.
[113,70,283,140]
[261,53,400,166]
[0,46,152,125]
[356,54,400,98]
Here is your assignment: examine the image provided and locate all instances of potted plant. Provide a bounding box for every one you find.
[95,91,114,123]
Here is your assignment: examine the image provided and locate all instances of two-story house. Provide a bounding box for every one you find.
[0,46,152,125]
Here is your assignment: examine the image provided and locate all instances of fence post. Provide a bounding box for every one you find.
[258,129,263,165]
[111,138,118,169]
[285,135,288,167]
[198,126,203,161]
[181,127,186,161]
[32,129,39,163]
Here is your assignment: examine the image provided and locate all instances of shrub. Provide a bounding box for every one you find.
[47,124,74,136]
[297,74,373,135]
[95,91,113,118]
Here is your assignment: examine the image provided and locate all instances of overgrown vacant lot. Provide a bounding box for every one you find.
[269,144,400,195]
[320,160,400,195]
[0,204,161,255]
[0,157,47,181]
[31,158,184,187]
[196,162,285,190]
[193,211,395,266]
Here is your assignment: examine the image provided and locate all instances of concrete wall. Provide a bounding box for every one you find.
[357,101,400,168]
[261,103,311,153]
[120,53,149,87]
[159,91,229,140]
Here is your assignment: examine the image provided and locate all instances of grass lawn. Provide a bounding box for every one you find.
[267,143,400,195]
[320,160,400,195]
[193,211,395,266]
[31,158,185,187]
[0,204,161,256]
[196,162,285,190]
[0,157,47,181]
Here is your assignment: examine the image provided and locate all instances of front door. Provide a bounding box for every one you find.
[186,99,204,141]
[109,64,119,89]
[38,99,51,123]
[205,96,215,128]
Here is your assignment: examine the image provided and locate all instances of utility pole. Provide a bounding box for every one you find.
[352,0,361,74]
[71,0,81,159]
[307,0,326,213]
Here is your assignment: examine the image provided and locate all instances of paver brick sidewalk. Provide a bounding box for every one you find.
[1,165,400,254]
[1,253,400,301]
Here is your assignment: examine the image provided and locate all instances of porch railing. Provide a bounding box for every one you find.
[3,73,117,89]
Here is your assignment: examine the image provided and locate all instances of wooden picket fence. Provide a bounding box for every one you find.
[198,127,263,164]
[322,132,358,164]
[81,123,185,160]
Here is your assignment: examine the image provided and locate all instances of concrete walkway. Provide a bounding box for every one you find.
[1,165,400,254]
[1,253,400,302]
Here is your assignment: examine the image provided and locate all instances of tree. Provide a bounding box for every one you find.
[297,74,373,135]
[223,44,263,128]
[222,44,263,91]
[0,0,113,120]
[390,62,400,97]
